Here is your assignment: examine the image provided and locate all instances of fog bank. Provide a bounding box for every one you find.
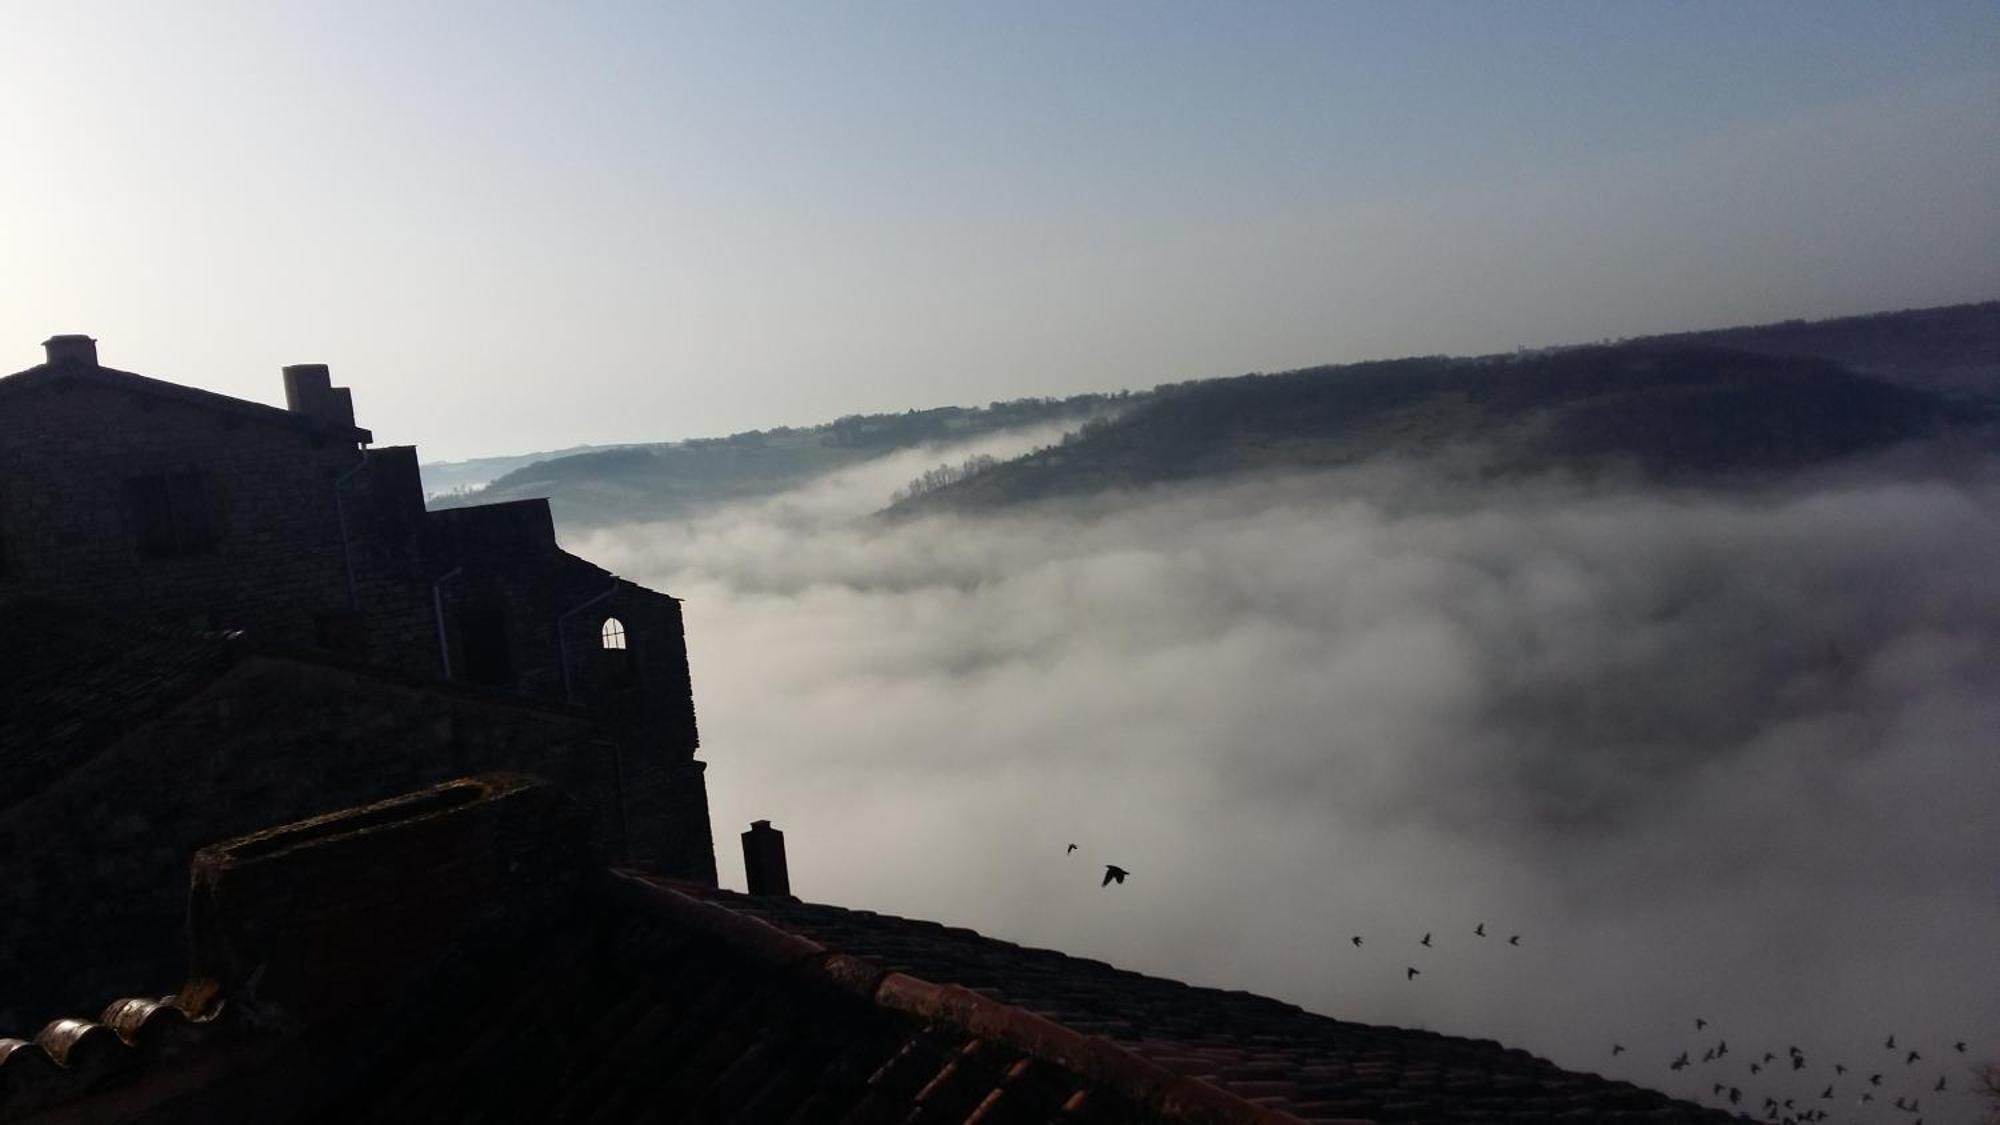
[576,450,2000,1119]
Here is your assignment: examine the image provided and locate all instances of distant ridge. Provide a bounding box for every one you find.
[424,300,1999,527]
[886,340,1987,515]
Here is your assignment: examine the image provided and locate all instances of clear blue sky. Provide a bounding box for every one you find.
[5,2,1997,459]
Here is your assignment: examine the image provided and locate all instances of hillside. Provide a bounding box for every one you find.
[891,345,1988,514]
[1624,300,2000,400]
[427,392,1136,528]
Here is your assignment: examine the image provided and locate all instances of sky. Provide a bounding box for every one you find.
[3,2,1998,461]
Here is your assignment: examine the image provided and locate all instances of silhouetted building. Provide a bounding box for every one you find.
[0,336,713,1026]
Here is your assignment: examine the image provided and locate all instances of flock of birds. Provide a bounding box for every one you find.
[1065,845,1981,1125]
[1636,1020,1975,1124]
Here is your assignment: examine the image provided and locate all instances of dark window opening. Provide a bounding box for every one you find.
[127,468,218,557]
[459,604,513,687]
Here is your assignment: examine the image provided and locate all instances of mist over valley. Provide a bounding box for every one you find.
[425,303,2000,1120]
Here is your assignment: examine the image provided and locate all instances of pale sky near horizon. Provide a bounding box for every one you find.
[4,2,1998,461]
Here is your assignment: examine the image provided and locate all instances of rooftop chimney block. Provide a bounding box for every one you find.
[281,363,357,430]
[43,335,98,367]
[742,820,791,897]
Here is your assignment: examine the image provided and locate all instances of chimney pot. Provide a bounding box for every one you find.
[741,820,791,897]
[43,335,97,367]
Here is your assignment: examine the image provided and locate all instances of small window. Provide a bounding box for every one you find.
[127,468,218,557]
[600,617,627,650]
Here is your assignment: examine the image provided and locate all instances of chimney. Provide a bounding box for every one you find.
[42,335,97,367]
[281,363,357,430]
[741,820,791,897]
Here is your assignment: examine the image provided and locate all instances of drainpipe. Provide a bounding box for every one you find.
[333,455,368,611]
[432,566,464,678]
[557,580,622,701]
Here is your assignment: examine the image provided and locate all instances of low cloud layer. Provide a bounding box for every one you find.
[576,446,2000,1119]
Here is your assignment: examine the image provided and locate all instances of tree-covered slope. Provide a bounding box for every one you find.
[891,345,1986,514]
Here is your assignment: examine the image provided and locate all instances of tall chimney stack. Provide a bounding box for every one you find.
[281,363,357,430]
[741,820,791,897]
[43,335,97,367]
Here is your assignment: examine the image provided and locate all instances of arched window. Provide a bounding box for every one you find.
[600,617,627,650]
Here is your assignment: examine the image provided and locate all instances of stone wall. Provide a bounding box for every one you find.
[0,376,361,639]
[0,653,603,1033]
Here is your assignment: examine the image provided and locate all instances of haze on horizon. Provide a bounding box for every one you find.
[5,2,1999,461]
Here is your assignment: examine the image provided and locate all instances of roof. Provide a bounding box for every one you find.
[0,598,243,810]
[0,776,1739,1124]
[0,598,581,814]
[0,361,372,444]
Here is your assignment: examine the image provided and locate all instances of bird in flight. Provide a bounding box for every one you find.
[1671,1051,1690,1071]
[1351,935,1364,947]
[1695,1017,1708,1030]
[1406,967,1420,980]
[1833,1064,1846,1076]
[1727,1087,1740,1106]
[1101,865,1128,886]
[1508,934,1521,946]
[1716,1040,1728,1058]
[1611,1044,1626,1056]
[1868,1073,1882,1086]
[1885,1034,1896,1050]
[1474,923,1486,937]
[1933,1075,1946,1093]
[1066,843,1077,854]
[1749,1062,1762,1075]
[1905,1050,1921,1065]
[1791,1054,1804,1071]
[1819,1086,1832,1100]
[1420,932,1432,947]
[1954,1041,1967,1053]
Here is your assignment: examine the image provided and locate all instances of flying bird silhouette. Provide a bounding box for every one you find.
[1508,934,1521,946]
[1405,966,1419,980]
[1101,865,1128,886]
[1695,1017,1707,1030]
[1833,1064,1846,1076]
[1819,1086,1832,1100]
[1420,932,1432,947]
[1791,1054,1804,1071]
[1868,1073,1882,1086]
[1066,843,1077,854]
[1727,1087,1741,1106]
[1611,1044,1626,1056]
[1954,1041,1967,1053]
[1885,1034,1896,1050]
[1763,1052,1776,1064]
[1749,1062,1762,1075]
[1671,1051,1690,1071]
[1933,1075,1946,1092]
[1351,936,1363,947]
[1716,1040,1728,1058]
[1474,923,1486,937]
[1905,1050,1920,1065]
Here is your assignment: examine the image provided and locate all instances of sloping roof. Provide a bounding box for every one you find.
[0,598,244,809]
[613,875,1738,1125]
[0,599,582,815]
[0,775,1740,1124]
[0,361,371,443]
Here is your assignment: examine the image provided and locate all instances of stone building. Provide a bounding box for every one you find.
[0,335,713,1025]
